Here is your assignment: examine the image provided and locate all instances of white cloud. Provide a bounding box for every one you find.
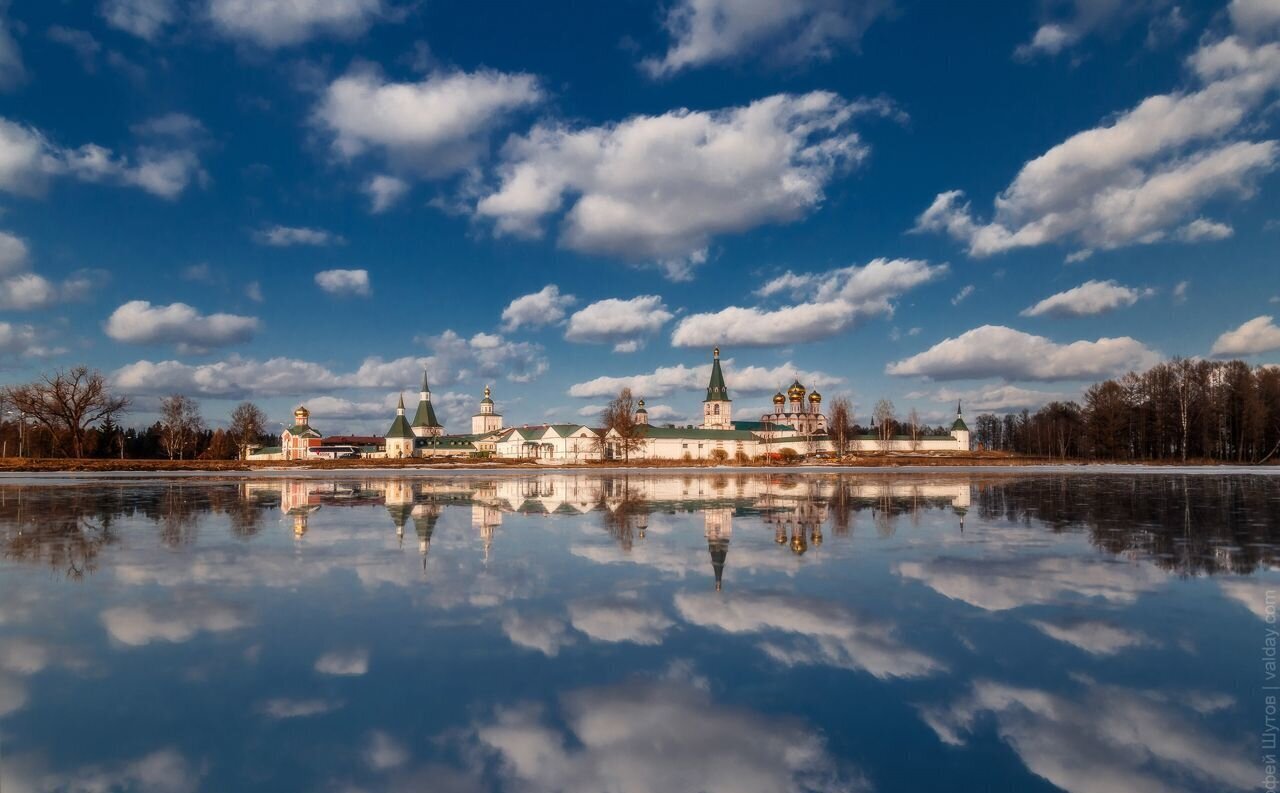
[919,32,1280,257]
[315,268,371,297]
[1231,0,1280,39]
[1210,314,1280,357]
[0,7,25,92]
[676,591,942,679]
[246,280,263,302]
[951,284,974,305]
[568,597,674,645]
[48,26,102,72]
[257,697,343,719]
[896,554,1166,612]
[642,0,893,77]
[565,295,673,347]
[1029,619,1152,656]
[254,225,343,246]
[1020,279,1155,318]
[420,329,549,384]
[502,612,574,657]
[208,0,387,47]
[113,355,349,397]
[0,117,205,199]
[314,66,543,177]
[501,285,576,331]
[476,93,896,278]
[363,173,408,213]
[102,602,250,646]
[1014,1,1192,60]
[314,648,369,676]
[105,300,260,352]
[0,322,63,358]
[1172,279,1189,304]
[921,679,1253,793]
[886,325,1162,381]
[44,748,204,793]
[472,677,861,793]
[1175,217,1234,241]
[909,385,1071,412]
[672,258,945,347]
[569,358,839,399]
[364,730,408,771]
[102,0,177,41]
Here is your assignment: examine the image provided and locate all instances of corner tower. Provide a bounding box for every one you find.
[412,370,444,438]
[702,347,732,430]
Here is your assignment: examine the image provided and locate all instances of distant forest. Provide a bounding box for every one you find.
[970,359,1280,463]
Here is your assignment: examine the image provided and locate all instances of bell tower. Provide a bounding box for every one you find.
[702,347,732,430]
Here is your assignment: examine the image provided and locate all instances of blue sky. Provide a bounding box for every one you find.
[0,0,1277,434]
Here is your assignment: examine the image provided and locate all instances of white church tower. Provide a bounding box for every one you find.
[471,386,504,435]
[702,347,732,430]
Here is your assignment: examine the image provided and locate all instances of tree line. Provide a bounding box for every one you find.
[971,358,1280,463]
[0,366,272,459]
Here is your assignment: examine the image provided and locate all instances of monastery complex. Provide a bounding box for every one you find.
[249,348,970,462]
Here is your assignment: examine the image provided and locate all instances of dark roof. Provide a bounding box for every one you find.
[386,413,414,439]
[706,353,729,402]
[951,416,969,431]
[323,435,383,445]
[732,420,795,432]
[284,424,320,437]
[412,396,442,429]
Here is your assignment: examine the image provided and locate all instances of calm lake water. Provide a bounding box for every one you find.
[0,471,1277,793]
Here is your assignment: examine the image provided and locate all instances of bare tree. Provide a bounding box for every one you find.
[829,397,852,458]
[2,367,129,458]
[908,407,922,451]
[873,399,896,452]
[229,402,268,458]
[159,394,204,460]
[598,388,642,461]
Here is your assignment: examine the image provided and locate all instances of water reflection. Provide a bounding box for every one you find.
[0,471,1274,793]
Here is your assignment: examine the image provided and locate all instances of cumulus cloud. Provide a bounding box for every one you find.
[1231,0,1280,39]
[951,284,974,305]
[364,730,408,771]
[568,597,674,645]
[1020,279,1155,318]
[569,358,839,398]
[257,697,343,719]
[1210,315,1280,357]
[0,117,205,199]
[920,678,1253,793]
[672,258,946,347]
[919,31,1280,257]
[314,66,543,177]
[0,6,25,92]
[0,265,101,311]
[907,385,1071,412]
[502,612,574,657]
[253,225,343,246]
[1013,0,1176,60]
[476,92,897,278]
[896,554,1166,612]
[421,329,549,384]
[113,355,349,397]
[501,284,576,331]
[886,325,1161,382]
[315,268,371,297]
[565,295,673,350]
[642,0,893,77]
[42,748,204,793]
[0,322,63,359]
[102,0,177,41]
[1028,619,1152,656]
[315,648,369,676]
[676,591,942,678]
[208,0,388,47]
[471,677,862,793]
[363,173,409,213]
[101,602,250,646]
[1174,217,1234,241]
[105,300,260,352]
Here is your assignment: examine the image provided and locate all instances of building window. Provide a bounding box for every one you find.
[714,404,720,415]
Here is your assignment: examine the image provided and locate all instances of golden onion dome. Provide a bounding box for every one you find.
[787,380,806,398]
[809,390,822,403]
[772,391,785,405]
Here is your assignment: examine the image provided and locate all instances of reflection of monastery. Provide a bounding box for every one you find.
[250,348,969,462]
[248,474,972,591]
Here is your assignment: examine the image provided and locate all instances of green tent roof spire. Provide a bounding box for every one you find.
[412,369,442,428]
[387,393,414,439]
[705,347,729,402]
